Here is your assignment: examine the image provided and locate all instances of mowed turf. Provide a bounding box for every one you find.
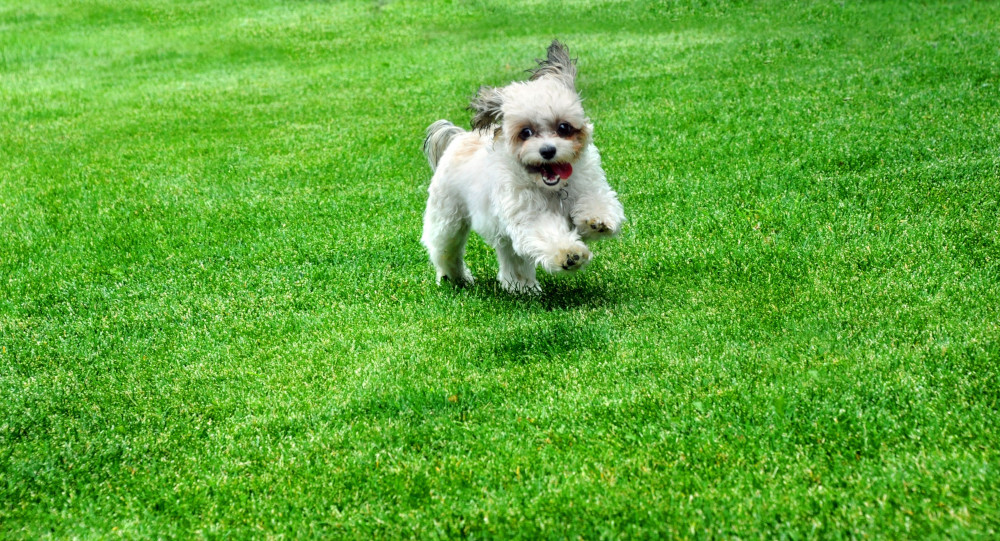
[1,0,998,537]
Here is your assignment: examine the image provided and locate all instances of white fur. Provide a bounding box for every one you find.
[421,42,625,294]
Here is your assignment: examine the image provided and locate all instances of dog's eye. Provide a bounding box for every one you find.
[557,122,576,137]
[518,127,534,140]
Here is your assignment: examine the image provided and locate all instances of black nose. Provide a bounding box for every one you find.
[539,145,556,160]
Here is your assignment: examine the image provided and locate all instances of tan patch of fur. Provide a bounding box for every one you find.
[452,137,483,161]
[568,130,587,157]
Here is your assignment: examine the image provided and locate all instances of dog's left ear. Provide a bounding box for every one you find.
[469,86,504,131]
[529,40,577,90]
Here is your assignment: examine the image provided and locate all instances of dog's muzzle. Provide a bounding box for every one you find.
[529,162,573,185]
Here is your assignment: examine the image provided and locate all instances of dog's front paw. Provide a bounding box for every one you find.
[578,217,619,238]
[500,279,542,295]
[436,267,475,287]
[552,245,592,272]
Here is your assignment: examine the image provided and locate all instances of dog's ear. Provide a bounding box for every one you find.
[469,86,504,131]
[529,40,577,90]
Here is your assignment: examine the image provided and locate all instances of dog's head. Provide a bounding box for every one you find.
[470,41,592,190]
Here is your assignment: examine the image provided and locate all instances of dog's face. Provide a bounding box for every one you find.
[500,80,590,188]
[470,41,592,190]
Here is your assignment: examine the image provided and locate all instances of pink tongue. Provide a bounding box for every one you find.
[552,163,573,180]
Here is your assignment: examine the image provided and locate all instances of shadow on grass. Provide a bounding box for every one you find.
[449,275,621,312]
[423,271,625,367]
[476,319,613,366]
[335,385,479,424]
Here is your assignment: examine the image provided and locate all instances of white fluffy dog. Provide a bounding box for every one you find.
[421,41,625,294]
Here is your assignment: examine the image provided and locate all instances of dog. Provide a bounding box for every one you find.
[421,40,625,294]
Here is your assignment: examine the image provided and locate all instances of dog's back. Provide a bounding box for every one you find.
[423,120,465,172]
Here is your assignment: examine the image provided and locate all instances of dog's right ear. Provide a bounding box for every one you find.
[469,86,504,131]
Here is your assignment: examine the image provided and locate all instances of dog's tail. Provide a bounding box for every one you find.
[423,120,464,172]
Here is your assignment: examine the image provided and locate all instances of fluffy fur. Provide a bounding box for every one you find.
[421,41,625,294]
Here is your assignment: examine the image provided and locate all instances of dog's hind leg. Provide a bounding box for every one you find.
[421,195,474,286]
[494,238,540,294]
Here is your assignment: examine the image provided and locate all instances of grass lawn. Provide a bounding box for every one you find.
[2,0,998,537]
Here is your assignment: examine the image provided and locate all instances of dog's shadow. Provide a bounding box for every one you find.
[459,275,619,311]
[477,317,612,366]
[432,269,624,366]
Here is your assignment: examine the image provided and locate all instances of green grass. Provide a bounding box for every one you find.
[2,0,998,537]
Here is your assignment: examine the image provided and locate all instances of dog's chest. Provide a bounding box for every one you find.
[545,188,572,216]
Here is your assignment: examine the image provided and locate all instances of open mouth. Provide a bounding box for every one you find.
[528,162,573,186]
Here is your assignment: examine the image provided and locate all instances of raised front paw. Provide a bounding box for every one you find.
[578,217,619,238]
[553,245,592,272]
